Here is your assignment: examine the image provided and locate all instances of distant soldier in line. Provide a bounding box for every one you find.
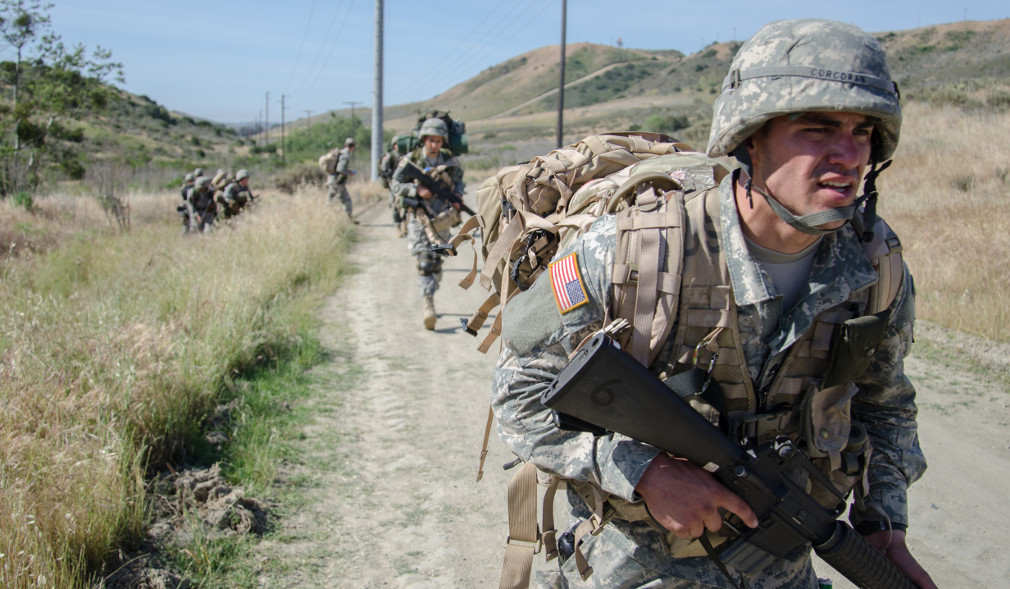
[320,137,358,223]
[178,172,195,233]
[193,167,205,180]
[219,169,255,219]
[186,176,217,233]
[390,118,465,329]
[380,135,410,237]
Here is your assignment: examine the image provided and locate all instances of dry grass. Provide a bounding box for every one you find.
[0,184,358,587]
[877,101,1010,342]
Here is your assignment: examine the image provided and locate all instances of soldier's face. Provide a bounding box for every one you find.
[423,135,444,157]
[747,111,874,231]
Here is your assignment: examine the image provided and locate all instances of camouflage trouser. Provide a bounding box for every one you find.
[540,500,818,589]
[189,208,216,234]
[407,217,450,298]
[327,176,353,216]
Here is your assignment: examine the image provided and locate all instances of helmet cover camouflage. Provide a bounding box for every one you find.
[184,173,194,182]
[195,176,211,189]
[345,137,356,147]
[418,118,448,140]
[707,19,901,162]
[194,168,204,177]
[236,169,250,181]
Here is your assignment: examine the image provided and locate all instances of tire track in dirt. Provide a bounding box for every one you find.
[253,201,523,588]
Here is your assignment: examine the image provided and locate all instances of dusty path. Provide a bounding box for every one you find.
[254,200,1010,588]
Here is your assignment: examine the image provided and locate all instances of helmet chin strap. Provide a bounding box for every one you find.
[746,160,890,237]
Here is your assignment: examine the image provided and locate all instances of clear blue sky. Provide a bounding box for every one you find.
[16,0,1008,124]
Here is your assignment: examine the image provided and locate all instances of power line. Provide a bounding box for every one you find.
[283,0,318,93]
[404,0,555,101]
[302,0,356,100]
[290,0,348,97]
[397,0,511,93]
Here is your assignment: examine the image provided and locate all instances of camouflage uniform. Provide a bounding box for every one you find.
[178,173,195,233]
[492,19,926,589]
[186,177,216,233]
[327,142,355,218]
[219,170,254,219]
[390,140,465,300]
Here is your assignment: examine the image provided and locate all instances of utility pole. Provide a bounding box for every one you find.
[304,110,313,133]
[265,91,270,147]
[280,94,288,164]
[344,100,362,142]
[556,0,567,149]
[372,0,384,181]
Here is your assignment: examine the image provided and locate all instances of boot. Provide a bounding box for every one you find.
[422,295,436,330]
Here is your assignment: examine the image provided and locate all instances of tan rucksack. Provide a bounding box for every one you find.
[444,132,728,360]
[318,149,339,175]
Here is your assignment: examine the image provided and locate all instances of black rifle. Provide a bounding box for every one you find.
[541,331,916,589]
[400,161,476,216]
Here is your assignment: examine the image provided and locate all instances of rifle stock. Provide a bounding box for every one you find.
[541,331,916,589]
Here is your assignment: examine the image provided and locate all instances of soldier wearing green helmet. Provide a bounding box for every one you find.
[219,169,255,219]
[491,19,935,588]
[320,137,358,223]
[391,117,465,330]
[186,175,217,233]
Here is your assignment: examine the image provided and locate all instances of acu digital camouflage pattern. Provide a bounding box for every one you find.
[327,146,355,215]
[707,19,901,161]
[391,146,465,297]
[492,173,925,587]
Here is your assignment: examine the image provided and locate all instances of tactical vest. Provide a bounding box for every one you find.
[499,180,906,586]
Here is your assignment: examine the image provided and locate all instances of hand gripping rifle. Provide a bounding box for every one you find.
[541,331,916,589]
[400,161,476,216]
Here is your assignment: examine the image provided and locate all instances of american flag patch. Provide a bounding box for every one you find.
[549,252,589,314]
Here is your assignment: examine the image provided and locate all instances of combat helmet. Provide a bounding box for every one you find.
[195,176,211,189]
[235,169,250,181]
[184,173,194,182]
[707,19,902,236]
[417,118,448,140]
[708,19,900,161]
[345,137,356,147]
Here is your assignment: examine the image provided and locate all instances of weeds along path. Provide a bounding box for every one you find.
[252,199,528,587]
[252,199,1010,588]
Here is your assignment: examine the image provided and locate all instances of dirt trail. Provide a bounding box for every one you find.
[253,201,1010,588]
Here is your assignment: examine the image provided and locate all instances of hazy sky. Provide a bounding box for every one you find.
[11,1,1007,124]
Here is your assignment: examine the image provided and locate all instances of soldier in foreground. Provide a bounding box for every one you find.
[390,118,465,330]
[186,176,217,234]
[219,169,255,219]
[492,19,936,588]
[321,137,358,223]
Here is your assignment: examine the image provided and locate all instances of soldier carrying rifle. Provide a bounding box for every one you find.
[390,117,466,330]
[492,19,936,589]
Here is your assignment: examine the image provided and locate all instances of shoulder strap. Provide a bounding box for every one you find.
[861,218,904,314]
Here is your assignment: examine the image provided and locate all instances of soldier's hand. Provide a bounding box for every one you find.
[635,453,758,539]
[418,186,433,199]
[862,530,938,589]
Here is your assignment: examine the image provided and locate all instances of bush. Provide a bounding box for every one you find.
[12,191,33,209]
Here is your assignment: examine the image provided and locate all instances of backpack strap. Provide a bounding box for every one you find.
[861,218,904,315]
[497,461,561,589]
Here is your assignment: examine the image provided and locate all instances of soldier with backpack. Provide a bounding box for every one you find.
[490,19,935,589]
[218,169,255,219]
[380,135,413,236]
[186,176,217,234]
[320,137,358,223]
[391,117,465,329]
[178,172,195,233]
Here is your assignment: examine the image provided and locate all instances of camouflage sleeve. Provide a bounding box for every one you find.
[390,157,418,198]
[491,216,662,502]
[849,263,926,529]
[335,151,351,176]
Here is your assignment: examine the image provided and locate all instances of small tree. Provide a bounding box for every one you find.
[86,159,130,230]
[0,0,124,197]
